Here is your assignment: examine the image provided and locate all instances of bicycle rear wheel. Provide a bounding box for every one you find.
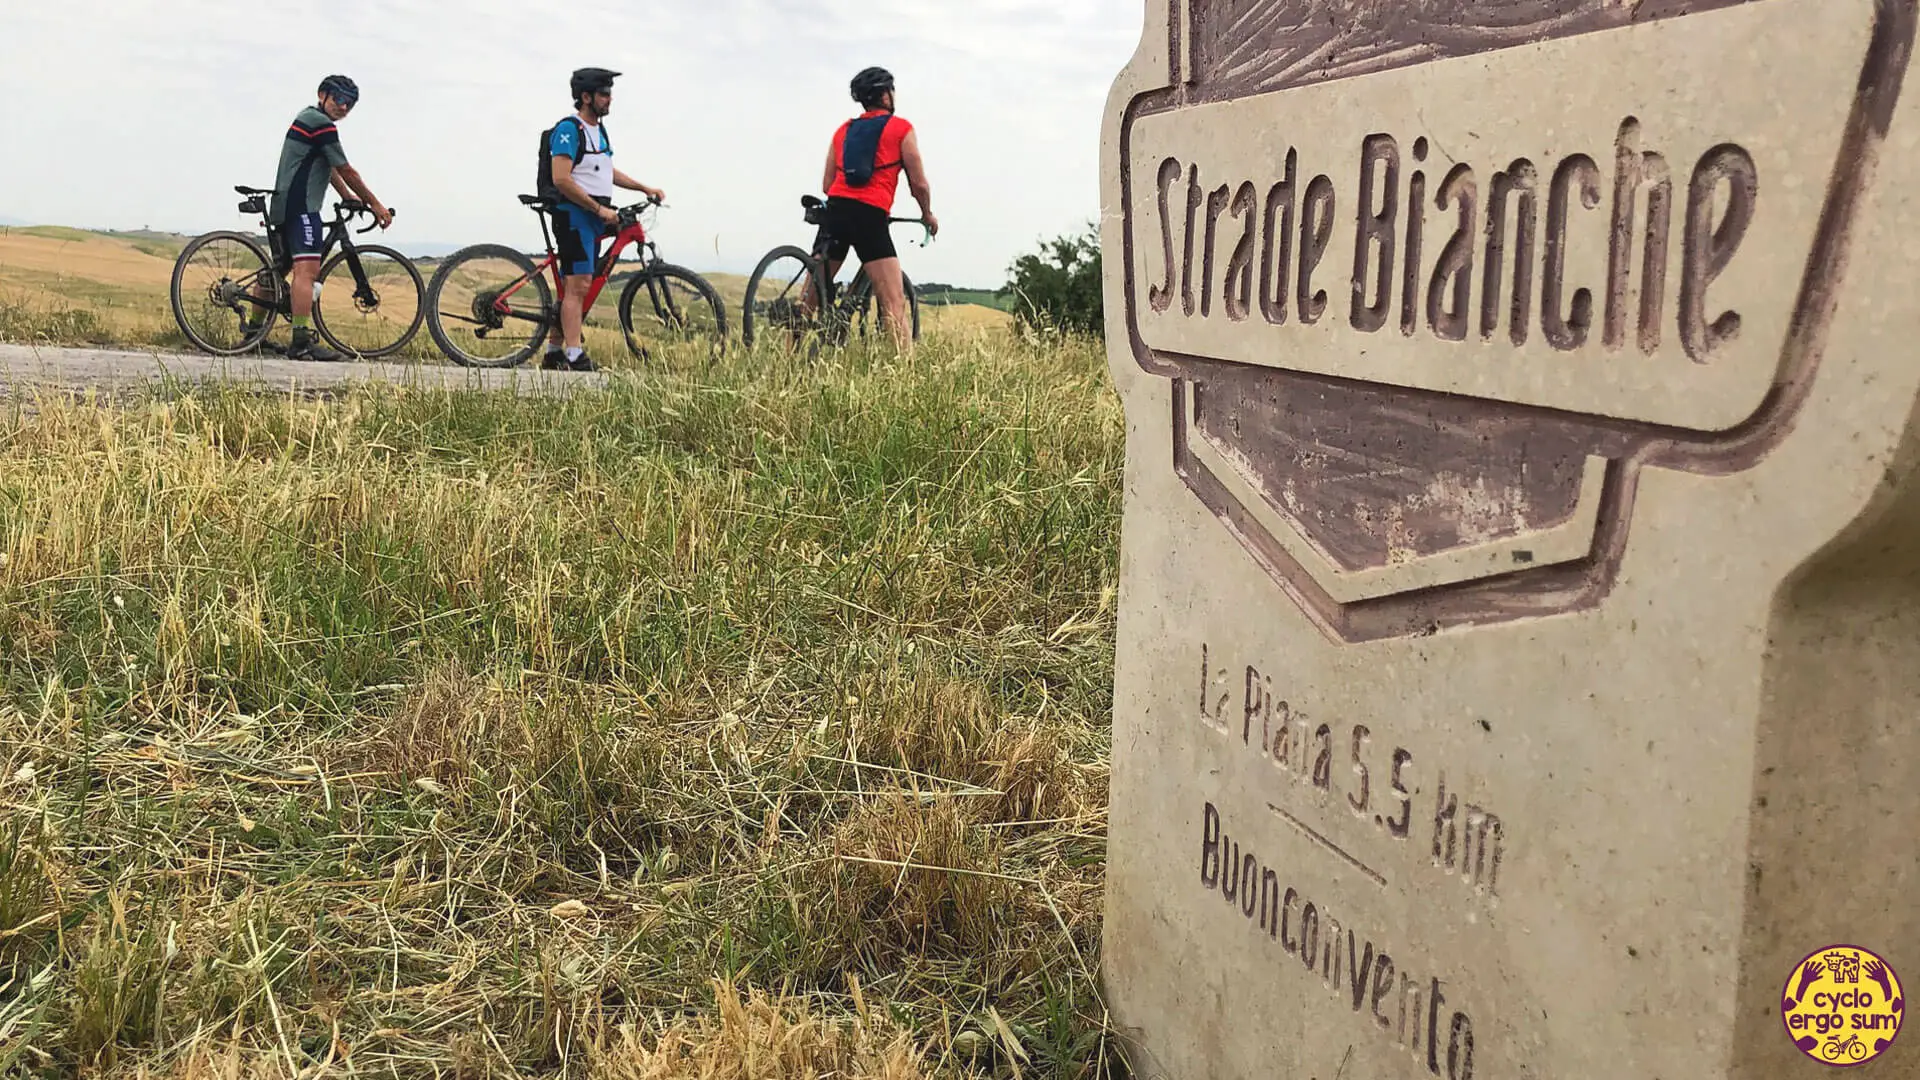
[313,244,426,359]
[425,244,553,367]
[619,264,728,366]
[742,245,829,350]
[170,231,282,356]
[845,268,922,344]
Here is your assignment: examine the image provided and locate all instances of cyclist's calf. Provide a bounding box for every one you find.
[558,273,593,352]
[861,256,913,352]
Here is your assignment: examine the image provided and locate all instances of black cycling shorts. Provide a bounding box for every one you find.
[814,197,896,265]
[267,212,324,274]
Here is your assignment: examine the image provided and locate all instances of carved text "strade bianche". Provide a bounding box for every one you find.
[1144,118,1757,363]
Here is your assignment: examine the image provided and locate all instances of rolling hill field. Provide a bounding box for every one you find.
[0,227,191,347]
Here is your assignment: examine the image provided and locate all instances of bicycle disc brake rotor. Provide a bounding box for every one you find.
[353,287,380,314]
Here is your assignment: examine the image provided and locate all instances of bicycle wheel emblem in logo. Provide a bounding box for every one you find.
[1782,945,1904,1066]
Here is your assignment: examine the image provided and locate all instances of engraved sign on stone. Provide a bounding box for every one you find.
[1099,2,1920,1079]
[1113,0,1913,643]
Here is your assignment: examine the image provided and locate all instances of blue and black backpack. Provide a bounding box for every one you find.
[536,116,613,200]
[840,114,899,188]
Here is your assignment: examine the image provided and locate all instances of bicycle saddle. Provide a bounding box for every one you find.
[518,194,555,210]
[234,185,274,196]
[800,194,823,210]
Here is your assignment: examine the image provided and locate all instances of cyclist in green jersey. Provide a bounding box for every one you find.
[263,74,393,361]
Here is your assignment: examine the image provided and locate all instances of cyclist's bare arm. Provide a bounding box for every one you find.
[331,164,392,228]
[900,131,938,236]
[550,157,617,224]
[611,167,664,203]
[329,172,353,201]
[822,140,838,194]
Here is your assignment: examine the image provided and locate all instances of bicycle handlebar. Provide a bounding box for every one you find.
[616,194,664,227]
[335,199,396,233]
[888,216,933,248]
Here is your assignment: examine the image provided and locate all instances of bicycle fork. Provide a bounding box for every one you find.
[335,245,378,307]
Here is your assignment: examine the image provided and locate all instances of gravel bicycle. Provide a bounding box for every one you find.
[169,186,424,357]
[741,194,929,350]
[424,194,726,368]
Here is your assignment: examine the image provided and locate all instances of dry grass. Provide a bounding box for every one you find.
[593,978,931,1080]
[0,324,1121,1077]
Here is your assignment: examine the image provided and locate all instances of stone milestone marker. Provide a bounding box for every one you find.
[1098,1,1920,1078]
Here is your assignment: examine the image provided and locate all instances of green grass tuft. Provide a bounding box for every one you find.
[0,291,109,344]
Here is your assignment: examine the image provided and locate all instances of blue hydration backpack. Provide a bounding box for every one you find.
[840,114,899,188]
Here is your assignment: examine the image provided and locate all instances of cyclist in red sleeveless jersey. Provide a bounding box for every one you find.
[812,67,938,352]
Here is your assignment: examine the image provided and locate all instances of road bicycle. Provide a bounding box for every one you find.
[740,194,929,350]
[169,186,425,357]
[423,194,726,368]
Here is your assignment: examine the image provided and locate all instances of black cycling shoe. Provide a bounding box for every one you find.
[568,352,598,373]
[240,323,286,354]
[540,348,569,370]
[287,328,342,363]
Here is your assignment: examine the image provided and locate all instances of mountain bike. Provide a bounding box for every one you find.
[169,186,424,357]
[423,194,726,368]
[740,194,929,350]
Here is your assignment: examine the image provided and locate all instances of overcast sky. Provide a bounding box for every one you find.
[0,0,1142,285]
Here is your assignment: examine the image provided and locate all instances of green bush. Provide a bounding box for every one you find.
[999,222,1102,338]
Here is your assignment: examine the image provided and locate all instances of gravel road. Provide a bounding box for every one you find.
[0,342,609,401]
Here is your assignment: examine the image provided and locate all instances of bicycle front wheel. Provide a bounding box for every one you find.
[742,245,828,350]
[425,244,553,368]
[170,231,282,356]
[619,264,728,366]
[845,268,921,344]
[314,244,425,359]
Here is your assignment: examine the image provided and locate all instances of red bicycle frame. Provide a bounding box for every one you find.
[494,204,653,318]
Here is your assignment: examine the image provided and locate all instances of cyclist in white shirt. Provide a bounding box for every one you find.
[541,67,665,371]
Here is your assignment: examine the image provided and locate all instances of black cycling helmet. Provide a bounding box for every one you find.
[317,74,359,106]
[571,67,621,102]
[850,66,895,109]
